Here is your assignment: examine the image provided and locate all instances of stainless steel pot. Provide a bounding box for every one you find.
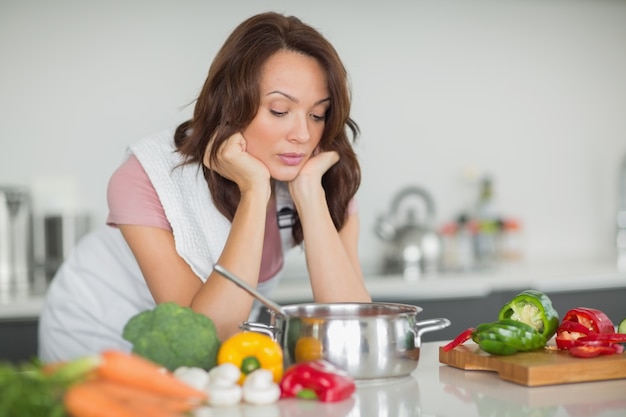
[243,302,450,380]
[213,265,450,380]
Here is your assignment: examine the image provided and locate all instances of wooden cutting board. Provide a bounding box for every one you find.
[439,343,626,387]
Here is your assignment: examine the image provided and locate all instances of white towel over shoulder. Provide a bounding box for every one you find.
[130,129,231,281]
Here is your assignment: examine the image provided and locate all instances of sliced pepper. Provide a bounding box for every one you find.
[217,332,284,385]
[560,307,615,335]
[498,290,560,340]
[472,319,547,355]
[568,343,620,358]
[279,360,355,403]
[578,333,626,344]
[556,307,622,353]
[442,327,475,352]
[477,338,518,356]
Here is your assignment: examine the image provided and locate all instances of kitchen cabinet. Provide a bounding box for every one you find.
[0,318,38,363]
[378,286,626,341]
[387,287,626,342]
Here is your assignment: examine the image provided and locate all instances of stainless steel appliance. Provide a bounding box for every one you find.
[33,212,91,281]
[0,187,33,296]
[374,186,442,279]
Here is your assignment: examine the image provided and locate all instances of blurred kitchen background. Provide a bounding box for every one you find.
[2,0,626,363]
[1,0,626,282]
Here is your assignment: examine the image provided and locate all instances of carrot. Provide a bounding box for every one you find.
[81,379,199,412]
[64,383,139,417]
[124,399,190,417]
[96,350,207,400]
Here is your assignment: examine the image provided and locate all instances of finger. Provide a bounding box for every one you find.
[202,133,219,169]
[221,133,246,156]
[317,150,340,170]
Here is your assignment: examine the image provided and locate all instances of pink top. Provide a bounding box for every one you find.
[106,155,283,282]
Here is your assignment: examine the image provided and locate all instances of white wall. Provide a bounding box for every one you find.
[1,0,625,275]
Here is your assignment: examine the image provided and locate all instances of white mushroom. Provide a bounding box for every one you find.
[173,366,211,391]
[242,369,281,405]
[206,384,243,407]
[206,363,244,407]
[208,362,241,387]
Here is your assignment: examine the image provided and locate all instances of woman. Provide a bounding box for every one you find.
[38,11,371,362]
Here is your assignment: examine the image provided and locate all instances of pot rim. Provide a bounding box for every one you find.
[276,301,423,319]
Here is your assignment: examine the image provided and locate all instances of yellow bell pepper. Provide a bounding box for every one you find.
[294,318,324,362]
[217,332,283,384]
[295,337,324,362]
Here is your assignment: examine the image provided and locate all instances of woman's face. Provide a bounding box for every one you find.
[242,50,329,181]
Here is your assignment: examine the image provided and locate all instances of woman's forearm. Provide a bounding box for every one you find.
[294,188,371,303]
[191,189,270,339]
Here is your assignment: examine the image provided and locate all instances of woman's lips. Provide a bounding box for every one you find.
[278,153,305,166]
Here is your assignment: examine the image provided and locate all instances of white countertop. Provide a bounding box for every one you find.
[191,342,626,417]
[1,259,625,320]
[418,342,625,417]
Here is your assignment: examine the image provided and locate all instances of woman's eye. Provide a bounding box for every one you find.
[270,110,287,117]
[311,114,326,122]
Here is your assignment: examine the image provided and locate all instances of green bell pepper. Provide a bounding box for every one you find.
[497,290,560,340]
[473,319,547,355]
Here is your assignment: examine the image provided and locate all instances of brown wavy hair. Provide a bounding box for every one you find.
[174,12,360,245]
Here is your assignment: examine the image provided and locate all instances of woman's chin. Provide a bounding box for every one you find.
[270,167,301,182]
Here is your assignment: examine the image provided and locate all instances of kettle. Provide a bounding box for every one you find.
[0,186,33,296]
[375,186,442,279]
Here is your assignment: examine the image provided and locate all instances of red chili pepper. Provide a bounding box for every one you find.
[279,360,356,403]
[442,328,476,352]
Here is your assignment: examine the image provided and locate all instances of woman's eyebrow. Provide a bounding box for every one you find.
[266,90,330,106]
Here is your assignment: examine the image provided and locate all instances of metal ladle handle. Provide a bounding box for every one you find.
[213,264,285,316]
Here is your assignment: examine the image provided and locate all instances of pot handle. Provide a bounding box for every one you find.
[415,318,451,339]
[239,321,281,342]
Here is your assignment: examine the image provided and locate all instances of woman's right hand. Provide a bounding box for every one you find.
[204,133,271,197]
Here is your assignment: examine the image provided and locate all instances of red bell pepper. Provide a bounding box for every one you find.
[279,360,356,403]
[569,344,619,358]
[555,307,626,358]
[561,308,614,334]
[568,338,624,358]
[578,333,626,344]
[555,320,592,349]
[555,308,615,350]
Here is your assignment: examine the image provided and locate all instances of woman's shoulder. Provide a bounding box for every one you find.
[107,154,148,196]
[106,155,171,230]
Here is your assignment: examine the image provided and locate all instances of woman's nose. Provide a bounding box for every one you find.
[288,114,311,143]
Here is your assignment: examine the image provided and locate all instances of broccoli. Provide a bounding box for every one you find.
[122,302,220,371]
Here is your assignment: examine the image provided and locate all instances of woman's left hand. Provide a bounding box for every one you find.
[289,150,339,199]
